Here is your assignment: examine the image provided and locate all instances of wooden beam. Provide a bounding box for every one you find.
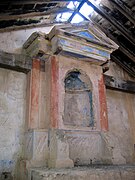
[119,46,135,63]
[87,0,135,46]
[111,55,135,78]
[0,7,73,21]
[0,20,59,33]
[104,29,135,63]
[104,74,135,93]
[68,0,86,22]
[92,20,135,63]
[0,50,32,73]
[78,11,89,21]
[0,21,60,33]
[0,0,82,5]
[109,0,135,26]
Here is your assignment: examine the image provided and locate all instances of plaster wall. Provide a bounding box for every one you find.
[0,26,53,54]
[104,61,135,164]
[105,89,135,164]
[0,68,26,178]
[0,25,135,175]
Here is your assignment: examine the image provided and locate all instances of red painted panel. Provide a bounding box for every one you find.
[98,75,108,131]
[51,56,59,128]
[29,58,40,129]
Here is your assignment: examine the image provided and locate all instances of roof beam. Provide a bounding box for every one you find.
[109,0,135,26]
[0,0,82,5]
[109,35,135,63]
[98,25,135,63]
[104,74,135,93]
[111,54,135,78]
[0,50,32,73]
[94,17,135,76]
[68,0,86,22]
[119,46,135,63]
[0,21,60,32]
[87,0,135,46]
[78,11,89,21]
[89,19,135,64]
[0,7,73,21]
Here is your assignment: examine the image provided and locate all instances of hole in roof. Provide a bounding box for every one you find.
[79,2,93,19]
[89,0,101,5]
[56,0,101,23]
[56,12,72,22]
[71,14,84,23]
[67,1,79,10]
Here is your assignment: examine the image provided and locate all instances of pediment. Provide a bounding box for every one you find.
[48,21,118,50]
[23,21,118,65]
[72,30,99,41]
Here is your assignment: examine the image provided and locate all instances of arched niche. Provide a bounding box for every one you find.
[63,70,94,127]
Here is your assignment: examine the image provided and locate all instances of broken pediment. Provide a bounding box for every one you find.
[23,32,51,58]
[23,22,118,65]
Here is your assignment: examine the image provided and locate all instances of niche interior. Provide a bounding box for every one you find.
[64,70,94,127]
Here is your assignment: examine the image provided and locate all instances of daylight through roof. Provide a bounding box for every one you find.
[0,0,134,77]
[56,0,101,23]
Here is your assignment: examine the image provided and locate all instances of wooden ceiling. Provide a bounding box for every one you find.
[0,0,135,77]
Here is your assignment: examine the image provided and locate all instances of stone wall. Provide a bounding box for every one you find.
[0,68,26,178]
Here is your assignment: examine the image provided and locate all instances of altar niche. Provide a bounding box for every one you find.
[64,70,94,127]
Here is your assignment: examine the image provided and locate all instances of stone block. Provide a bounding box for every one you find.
[48,129,74,168]
[67,131,107,165]
[25,129,48,167]
[30,165,135,180]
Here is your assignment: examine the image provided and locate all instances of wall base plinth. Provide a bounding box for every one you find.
[30,165,135,180]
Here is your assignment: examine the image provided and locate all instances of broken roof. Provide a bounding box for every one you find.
[0,0,135,77]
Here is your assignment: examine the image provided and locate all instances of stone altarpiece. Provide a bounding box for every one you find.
[21,22,118,178]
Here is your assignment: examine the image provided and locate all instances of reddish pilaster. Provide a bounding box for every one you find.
[28,58,40,129]
[98,74,108,131]
[50,56,59,128]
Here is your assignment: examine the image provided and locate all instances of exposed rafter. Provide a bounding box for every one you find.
[0,0,134,78]
[111,55,135,78]
[109,0,135,26]
[0,0,82,4]
[0,7,73,21]
[104,74,135,93]
[95,22,135,63]
[68,0,87,22]
[87,0,135,46]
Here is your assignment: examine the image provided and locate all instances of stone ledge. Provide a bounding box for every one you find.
[30,165,135,180]
[0,50,32,73]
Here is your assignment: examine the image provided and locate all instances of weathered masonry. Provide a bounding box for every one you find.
[0,22,135,180]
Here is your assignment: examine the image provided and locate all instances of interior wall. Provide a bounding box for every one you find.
[0,26,53,54]
[105,90,135,164]
[106,60,135,81]
[103,61,135,164]
[0,25,135,173]
[0,68,26,177]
